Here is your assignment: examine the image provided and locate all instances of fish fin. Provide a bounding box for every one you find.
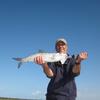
[38,49,46,53]
[18,62,23,69]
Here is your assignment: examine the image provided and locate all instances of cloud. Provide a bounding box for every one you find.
[32,90,41,95]
[32,90,45,99]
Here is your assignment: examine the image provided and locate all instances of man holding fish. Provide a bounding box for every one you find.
[34,38,88,100]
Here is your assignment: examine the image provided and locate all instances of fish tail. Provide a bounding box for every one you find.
[12,58,23,68]
[12,57,22,61]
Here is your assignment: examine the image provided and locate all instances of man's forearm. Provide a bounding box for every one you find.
[42,63,54,77]
[72,63,81,74]
[72,55,81,74]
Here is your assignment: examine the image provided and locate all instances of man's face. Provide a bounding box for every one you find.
[56,41,68,54]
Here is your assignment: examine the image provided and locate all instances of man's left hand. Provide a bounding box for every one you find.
[79,52,88,60]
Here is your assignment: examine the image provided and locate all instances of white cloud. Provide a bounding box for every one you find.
[32,90,41,95]
[32,90,46,99]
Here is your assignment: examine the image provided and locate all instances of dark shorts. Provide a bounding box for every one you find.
[46,95,76,100]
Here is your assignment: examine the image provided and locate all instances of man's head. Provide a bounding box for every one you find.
[55,38,68,54]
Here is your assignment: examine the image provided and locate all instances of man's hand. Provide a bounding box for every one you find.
[79,52,88,60]
[34,56,54,77]
[76,52,88,64]
[34,56,45,64]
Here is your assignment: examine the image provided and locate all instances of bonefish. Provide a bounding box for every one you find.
[13,52,70,68]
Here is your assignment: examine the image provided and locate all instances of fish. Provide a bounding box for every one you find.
[13,52,69,68]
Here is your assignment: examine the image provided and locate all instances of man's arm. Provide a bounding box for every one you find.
[72,52,88,74]
[34,56,54,77]
[42,63,54,77]
[72,56,81,74]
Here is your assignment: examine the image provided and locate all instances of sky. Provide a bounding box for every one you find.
[0,0,100,100]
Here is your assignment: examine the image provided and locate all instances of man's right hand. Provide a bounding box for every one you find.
[34,56,45,65]
[34,56,54,77]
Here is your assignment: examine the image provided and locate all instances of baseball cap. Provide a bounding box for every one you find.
[55,38,67,45]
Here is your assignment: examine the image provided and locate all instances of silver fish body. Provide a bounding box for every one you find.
[13,53,69,68]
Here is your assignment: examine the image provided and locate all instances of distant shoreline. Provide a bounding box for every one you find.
[0,97,41,100]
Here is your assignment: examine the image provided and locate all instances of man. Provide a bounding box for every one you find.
[34,38,88,100]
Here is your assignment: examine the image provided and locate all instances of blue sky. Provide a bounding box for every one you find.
[0,0,100,99]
